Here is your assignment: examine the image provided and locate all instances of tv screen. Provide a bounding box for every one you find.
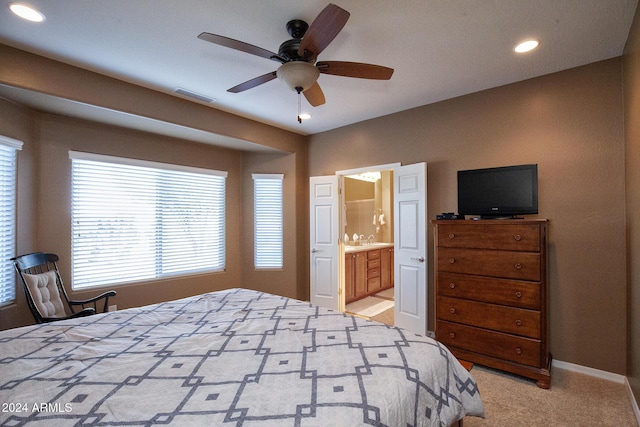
[457,164,538,218]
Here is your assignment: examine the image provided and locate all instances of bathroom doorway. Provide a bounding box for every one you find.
[339,165,395,326]
[310,162,427,334]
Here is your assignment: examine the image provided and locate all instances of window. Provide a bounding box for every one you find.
[253,174,283,269]
[0,136,23,306]
[70,151,227,289]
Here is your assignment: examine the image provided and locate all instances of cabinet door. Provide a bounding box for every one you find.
[345,254,356,303]
[354,252,367,298]
[390,248,394,286]
[380,248,392,289]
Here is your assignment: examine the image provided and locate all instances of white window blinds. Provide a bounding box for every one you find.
[70,151,227,289]
[253,174,283,269]
[0,136,23,306]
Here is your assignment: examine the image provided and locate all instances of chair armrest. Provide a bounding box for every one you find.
[42,307,96,322]
[69,290,116,306]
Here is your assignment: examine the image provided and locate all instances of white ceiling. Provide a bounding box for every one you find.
[0,0,637,141]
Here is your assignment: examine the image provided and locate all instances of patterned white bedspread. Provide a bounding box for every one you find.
[0,288,483,426]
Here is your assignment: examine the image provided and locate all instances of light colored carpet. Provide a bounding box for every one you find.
[351,296,638,426]
[464,365,638,426]
[371,306,394,325]
[346,296,394,318]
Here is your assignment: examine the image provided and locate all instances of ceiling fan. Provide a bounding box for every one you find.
[198,3,394,117]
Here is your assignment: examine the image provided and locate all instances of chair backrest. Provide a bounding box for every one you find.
[12,252,71,323]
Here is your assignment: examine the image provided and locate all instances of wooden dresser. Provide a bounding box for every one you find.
[433,219,551,388]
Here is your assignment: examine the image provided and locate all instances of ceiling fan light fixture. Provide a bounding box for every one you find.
[276,62,320,92]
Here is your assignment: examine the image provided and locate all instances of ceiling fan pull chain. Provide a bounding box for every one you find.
[296,86,302,123]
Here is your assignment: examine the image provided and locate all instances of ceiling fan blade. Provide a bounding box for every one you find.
[298,4,350,61]
[198,32,279,61]
[316,61,394,80]
[303,82,326,106]
[228,72,277,93]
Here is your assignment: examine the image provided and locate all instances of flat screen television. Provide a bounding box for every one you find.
[457,164,538,218]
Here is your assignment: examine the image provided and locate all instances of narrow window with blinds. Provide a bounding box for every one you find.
[253,174,283,269]
[0,136,23,306]
[69,151,227,289]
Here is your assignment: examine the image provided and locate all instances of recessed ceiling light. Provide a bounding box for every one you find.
[9,3,45,22]
[514,39,539,53]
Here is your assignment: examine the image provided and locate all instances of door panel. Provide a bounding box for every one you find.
[394,163,427,335]
[309,176,340,310]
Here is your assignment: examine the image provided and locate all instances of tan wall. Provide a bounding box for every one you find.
[345,178,375,201]
[0,45,309,329]
[309,59,627,374]
[623,3,640,408]
[0,102,309,330]
[241,152,303,299]
[0,110,246,329]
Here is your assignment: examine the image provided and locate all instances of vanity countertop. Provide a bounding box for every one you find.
[344,242,394,253]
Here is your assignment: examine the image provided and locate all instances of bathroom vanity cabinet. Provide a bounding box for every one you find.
[345,244,394,304]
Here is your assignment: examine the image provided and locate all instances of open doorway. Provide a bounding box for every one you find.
[310,162,427,334]
[337,164,397,326]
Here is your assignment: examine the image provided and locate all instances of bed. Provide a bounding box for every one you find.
[0,288,484,426]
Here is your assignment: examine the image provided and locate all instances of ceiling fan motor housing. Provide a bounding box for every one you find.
[278,39,306,62]
[279,20,312,62]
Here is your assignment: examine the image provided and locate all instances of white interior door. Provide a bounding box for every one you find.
[393,162,427,335]
[309,175,340,310]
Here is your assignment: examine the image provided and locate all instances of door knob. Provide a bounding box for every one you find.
[411,256,425,263]
[311,248,319,253]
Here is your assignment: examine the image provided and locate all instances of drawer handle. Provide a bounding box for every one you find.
[449,258,455,264]
[449,332,456,339]
[514,234,522,241]
[515,291,523,298]
[514,263,522,270]
[515,347,522,355]
[449,307,456,314]
[448,233,455,239]
[449,282,456,289]
[515,320,522,327]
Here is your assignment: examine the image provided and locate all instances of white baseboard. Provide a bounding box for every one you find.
[553,359,640,425]
[552,359,625,383]
[625,377,640,425]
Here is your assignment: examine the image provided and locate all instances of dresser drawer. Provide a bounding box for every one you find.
[437,272,540,309]
[367,249,380,259]
[437,247,540,281]
[437,223,541,251]
[437,320,542,367]
[437,296,540,338]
